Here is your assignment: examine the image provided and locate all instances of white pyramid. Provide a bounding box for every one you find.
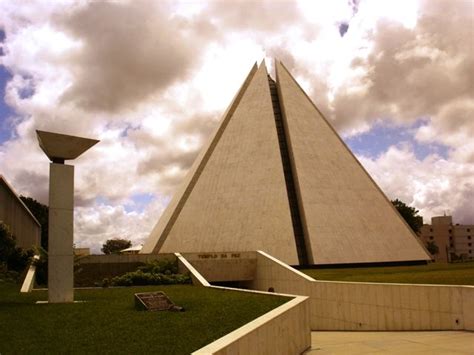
[141,61,430,266]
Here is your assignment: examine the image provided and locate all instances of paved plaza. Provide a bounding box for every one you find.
[305,331,474,354]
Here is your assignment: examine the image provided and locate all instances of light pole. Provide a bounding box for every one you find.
[36,130,99,303]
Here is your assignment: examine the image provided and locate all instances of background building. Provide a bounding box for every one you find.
[419,216,473,262]
[74,248,91,257]
[120,245,142,255]
[0,175,41,249]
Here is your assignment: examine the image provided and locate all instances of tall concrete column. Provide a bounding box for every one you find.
[36,130,99,303]
[48,163,74,303]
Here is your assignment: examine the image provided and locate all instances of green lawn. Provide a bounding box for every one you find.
[0,283,288,354]
[301,262,474,285]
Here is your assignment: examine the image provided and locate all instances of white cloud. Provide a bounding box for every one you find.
[75,197,167,253]
[0,0,472,252]
[358,145,474,224]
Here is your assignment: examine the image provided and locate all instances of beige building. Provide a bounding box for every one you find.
[141,61,430,266]
[420,216,473,262]
[0,175,41,249]
[74,248,91,257]
[120,245,142,255]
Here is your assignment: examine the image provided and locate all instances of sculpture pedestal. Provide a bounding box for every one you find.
[48,163,74,303]
[36,130,99,303]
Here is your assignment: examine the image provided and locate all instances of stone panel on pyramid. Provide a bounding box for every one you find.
[275,61,430,264]
[141,62,299,264]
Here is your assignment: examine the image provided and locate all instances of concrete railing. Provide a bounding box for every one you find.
[175,252,210,287]
[250,250,314,296]
[175,253,311,354]
[20,255,39,293]
[192,295,309,355]
[251,251,474,331]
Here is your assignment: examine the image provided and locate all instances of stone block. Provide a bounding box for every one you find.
[410,310,421,330]
[401,309,412,330]
[461,287,474,330]
[420,310,431,329]
[400,285,411,309]
[429,311,441,330]
[439,287,451,313]
[48,208,74,255]
[375,285,385,306]
[382,285,393,307]
[427,287,440,312]
[392,285,401,309]
[48,254,74,303]
[369,305,378,328]
[49,164,74,210]
[384,306,394,330]
[450,287,463,314]
[409,286,420,310]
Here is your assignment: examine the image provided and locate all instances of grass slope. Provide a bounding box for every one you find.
[302,262,474,285]
[0,283,288,354]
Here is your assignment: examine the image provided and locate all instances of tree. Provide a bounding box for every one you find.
[0,221,33,274]
[391,199,423,234]
[101,239,132,254]
[426,241,439,256]
[20,196,49,250]
[0,222,16,266]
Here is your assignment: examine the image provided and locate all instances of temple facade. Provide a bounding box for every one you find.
[141,61,430,266]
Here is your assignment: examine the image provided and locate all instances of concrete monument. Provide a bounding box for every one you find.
[37,130,99,303]
[141,61,430,266]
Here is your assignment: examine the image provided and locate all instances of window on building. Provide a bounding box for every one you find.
[470,250,472,254]
[468,228,471,232]
[469,243,472,247]
[430,236,434,240]
[450,243,454,248]
[449,229,452,233]
[468,236,472,240]
[449,236,453,240]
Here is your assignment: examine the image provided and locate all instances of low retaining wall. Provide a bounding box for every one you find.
[250,251,474,331]
[78,253,176,264]
[192,295,309,355]
[181,251,257,282]
[176,253,311,354]
[310,280,473,331]
[75,253,176,287]
[250,250,313,296]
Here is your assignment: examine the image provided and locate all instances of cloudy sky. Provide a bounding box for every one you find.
[0,0,472,253]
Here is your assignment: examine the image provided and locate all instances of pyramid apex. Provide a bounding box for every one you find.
[258,59,268,74]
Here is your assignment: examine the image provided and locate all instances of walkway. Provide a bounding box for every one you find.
[305,331,474,354]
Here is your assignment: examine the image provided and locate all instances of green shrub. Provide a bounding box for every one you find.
[102,278,110,288]
[110,259,191,286]
[0,222,34,280]
[7,247,34,272]
[0,222,16,265]
[137,259,178,275]
[0,269,20,283]
[32,246,48,286]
